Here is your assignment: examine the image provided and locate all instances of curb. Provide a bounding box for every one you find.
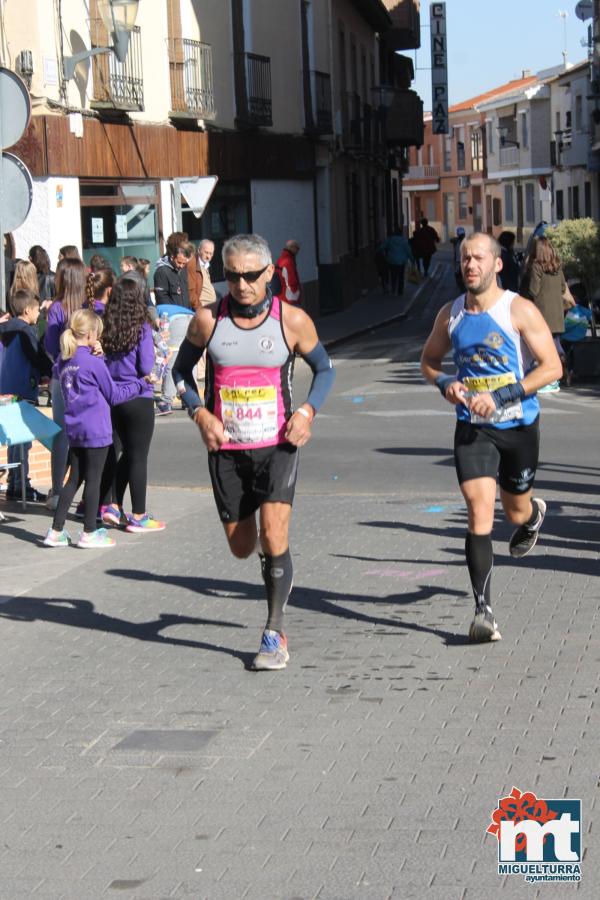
[322,263,441,351]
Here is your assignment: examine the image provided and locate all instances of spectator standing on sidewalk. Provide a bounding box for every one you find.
[197,240,217,306]
[382,227,413,296]
[498,231,520,293]
[29,246,56,304]
[0,290,52,502]
[8,260,39,315]
[519,236,570,394]
[274,240,302,305]
[412,217,439,276]
[100,277,165,533]
[153,232,193,415]
[44,257,87,510]
[184,241,203,311]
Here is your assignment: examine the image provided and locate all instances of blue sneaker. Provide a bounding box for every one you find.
[252,629,289,671]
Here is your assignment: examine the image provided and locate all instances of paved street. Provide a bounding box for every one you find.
[1,260,599,899]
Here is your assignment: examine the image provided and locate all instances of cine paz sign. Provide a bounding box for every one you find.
[430,2,449,135]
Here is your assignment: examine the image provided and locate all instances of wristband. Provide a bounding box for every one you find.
[434,374,455,397]
[490,381,525,409]
[296,406,312,420]
[188,401,205,420]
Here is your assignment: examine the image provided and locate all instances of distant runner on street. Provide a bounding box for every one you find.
[421,232,562,643]
[172,234,335,670]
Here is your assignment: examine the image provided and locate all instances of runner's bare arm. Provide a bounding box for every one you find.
[281,305,335,447]
[421,303,467,406]
[512,296,563,393]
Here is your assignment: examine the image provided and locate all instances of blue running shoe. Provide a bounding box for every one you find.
[252,629,289,670]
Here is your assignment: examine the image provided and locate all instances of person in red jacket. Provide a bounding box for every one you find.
[274,240,302,305]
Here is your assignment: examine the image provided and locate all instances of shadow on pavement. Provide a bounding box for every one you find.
[0,596,251,661]
[107,568,472,648]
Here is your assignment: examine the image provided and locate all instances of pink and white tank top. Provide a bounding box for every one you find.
[205,295,295,450]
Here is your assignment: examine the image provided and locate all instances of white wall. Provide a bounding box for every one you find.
[250,179,317,281]
[12,177,82,265]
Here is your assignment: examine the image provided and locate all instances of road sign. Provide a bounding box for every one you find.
[0,67,31,150]
[0,66,32,306]
[1,152,33,231]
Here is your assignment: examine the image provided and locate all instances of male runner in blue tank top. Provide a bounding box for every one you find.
[172,234,335,670]
[421,232,562,642]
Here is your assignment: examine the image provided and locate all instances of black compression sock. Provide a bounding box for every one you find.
[465,532,493,612]
[262,549,293,634]
[525,499,540,527]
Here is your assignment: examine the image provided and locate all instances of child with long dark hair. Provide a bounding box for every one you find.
[86,268,115,316]
[43,310,146,548]
[101,277,165,532]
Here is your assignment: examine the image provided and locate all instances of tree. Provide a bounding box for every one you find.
[547,218,600,336]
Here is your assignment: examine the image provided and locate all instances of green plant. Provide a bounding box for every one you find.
[547,218,600,336]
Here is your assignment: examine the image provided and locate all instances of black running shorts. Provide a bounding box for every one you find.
[208,443,299,523]
[454,418,540,495]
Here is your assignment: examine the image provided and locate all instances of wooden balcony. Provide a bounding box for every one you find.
[384,89,423,147]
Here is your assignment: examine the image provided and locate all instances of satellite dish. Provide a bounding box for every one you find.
[1,152,33,231]
[575,0,593,22]
[0,67,31,149]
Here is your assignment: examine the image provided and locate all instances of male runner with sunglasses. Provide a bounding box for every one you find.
[172,234,335,670]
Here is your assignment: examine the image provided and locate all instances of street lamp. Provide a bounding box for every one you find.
[371,84,396,111]
[63,0,140,81]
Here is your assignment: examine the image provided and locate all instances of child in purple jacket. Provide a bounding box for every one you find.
[43,310,146,549]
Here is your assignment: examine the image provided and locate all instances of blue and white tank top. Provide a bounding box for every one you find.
[448,290,540,429]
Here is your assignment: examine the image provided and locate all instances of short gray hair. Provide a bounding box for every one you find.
[222,233,272,266]
[199,239,214,250]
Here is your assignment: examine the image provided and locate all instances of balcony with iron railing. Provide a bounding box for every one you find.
[306,70,333,135]
[340,91,362,147]
[90,21,144,112]
[235,52,272,127]
[406,164,441,181]
[499,145,519,167]
[167,38,216,120]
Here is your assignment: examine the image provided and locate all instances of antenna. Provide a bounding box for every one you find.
[558,9,568,67]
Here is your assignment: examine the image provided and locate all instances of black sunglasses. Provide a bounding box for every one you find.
[224,265,269,284]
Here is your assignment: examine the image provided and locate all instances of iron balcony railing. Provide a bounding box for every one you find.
[310,70,333,134]
[91,22,144,111]
[406,165,441,179]
[341,91,362,147]
[168,38,216,119]
[237,52,272,126]
[499,145,519,167]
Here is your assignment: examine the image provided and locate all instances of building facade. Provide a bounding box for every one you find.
[404,58,600,246]
[3,0,422,315]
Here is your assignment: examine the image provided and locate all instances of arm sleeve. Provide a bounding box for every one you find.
[526,266,541,300]
[282,266,300,303]
[94,359,143,406]
[137,324,156,375]
[44,304,63,361]
[153,267,170,302]
[18,333,53,378]
[172,337,205,411]
[301,341,335,412]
